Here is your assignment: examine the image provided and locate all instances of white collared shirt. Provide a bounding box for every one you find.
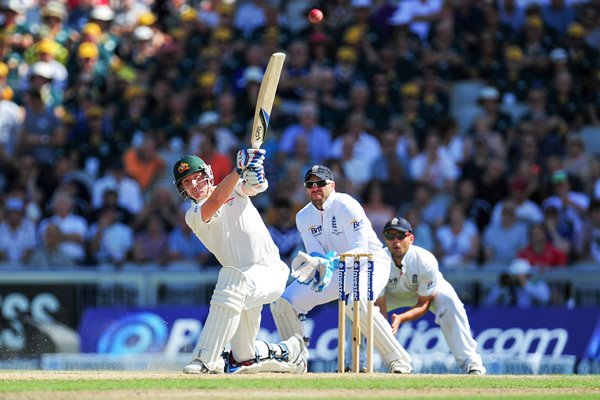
[185,180,282,270]
[385,245,442,298]
[295,191,386,260]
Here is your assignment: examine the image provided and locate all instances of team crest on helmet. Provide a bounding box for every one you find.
[178,162,190,174]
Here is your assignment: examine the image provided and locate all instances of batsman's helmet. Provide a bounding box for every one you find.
[173,155,213,201]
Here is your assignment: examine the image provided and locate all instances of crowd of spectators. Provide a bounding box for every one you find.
[1,0,599,295]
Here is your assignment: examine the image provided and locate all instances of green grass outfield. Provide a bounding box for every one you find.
[1,371,599,400]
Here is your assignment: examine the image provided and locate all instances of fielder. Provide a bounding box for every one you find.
[173,151,306,374]
[376,217,486,374]
[271,165,412,373]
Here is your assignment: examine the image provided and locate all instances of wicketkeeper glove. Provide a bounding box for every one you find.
[310,251,338,292]
[236,148,265,175]
[290,251,338,292]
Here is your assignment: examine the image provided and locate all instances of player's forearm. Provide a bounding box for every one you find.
[201,169,239,221]
[397,299,432,323]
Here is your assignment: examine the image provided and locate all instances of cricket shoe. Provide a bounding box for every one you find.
[467,362,486,375]
[389,359,413,374]
[183,358,219,374]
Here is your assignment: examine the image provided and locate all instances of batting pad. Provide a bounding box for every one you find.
[195,267,247,371]
[346,299,412,367]
[270,298,305,342]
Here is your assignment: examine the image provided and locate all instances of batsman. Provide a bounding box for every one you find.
[271,165,412,373]
[173,150,306,374]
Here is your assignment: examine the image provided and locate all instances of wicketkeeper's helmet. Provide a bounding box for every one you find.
[173,155,213,201]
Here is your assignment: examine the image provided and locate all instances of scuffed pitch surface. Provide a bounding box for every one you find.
[1,372,599,400]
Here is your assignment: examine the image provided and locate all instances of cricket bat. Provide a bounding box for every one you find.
[251,52,286,149]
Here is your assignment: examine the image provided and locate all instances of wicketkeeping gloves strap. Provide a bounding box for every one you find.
[236,148,266,175]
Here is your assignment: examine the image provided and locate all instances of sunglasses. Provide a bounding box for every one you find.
[383,231,409,241]
[305,180,329,189]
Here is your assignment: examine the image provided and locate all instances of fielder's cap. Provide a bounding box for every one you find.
[508,258,532,275]
[304,165,334,182]
[5,197,24,212]
[383,217,413,233]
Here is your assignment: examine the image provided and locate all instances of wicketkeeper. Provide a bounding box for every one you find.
[174,150,306,374]
[271,165,412,373]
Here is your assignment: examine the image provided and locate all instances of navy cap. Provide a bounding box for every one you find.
[383,217,413,233]
[304,165,334,182]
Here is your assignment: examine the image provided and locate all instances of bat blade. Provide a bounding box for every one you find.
[251,52,286,149]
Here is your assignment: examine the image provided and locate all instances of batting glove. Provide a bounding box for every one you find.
[242,165,266,186]
[236,148,265,175]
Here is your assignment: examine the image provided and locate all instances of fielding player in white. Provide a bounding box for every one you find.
[173,151,306,374]
[376,217,486,374]
[271,165,412,373]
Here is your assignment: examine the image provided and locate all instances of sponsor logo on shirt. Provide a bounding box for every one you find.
[309,225,323,237]
[351,218,363,231]
[193,204,201,213]
[225,197,234,206]
[426,280,435,289]
[412,274,418,285]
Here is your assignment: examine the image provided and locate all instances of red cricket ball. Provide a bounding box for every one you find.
[308,8,323,24]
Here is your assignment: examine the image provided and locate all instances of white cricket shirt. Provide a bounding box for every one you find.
[385,244,443,298]
[295,191,387,262]
[185,180,281,269]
